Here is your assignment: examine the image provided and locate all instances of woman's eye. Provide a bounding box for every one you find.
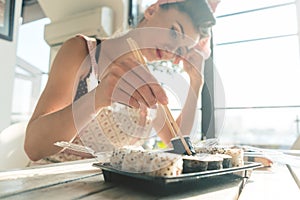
[175,47,188,56]
[175,47,183,56]
[170,26,178,39]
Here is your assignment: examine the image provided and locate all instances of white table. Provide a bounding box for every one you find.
[0,159,299,200]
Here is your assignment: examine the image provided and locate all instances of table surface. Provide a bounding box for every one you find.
[0,159,299,200]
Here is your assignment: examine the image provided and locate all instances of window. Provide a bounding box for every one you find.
[211,0,300,148]
[11,57,45,123]
[12,18,50,123]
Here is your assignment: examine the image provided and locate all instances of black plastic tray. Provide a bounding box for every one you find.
[93,162,262,195]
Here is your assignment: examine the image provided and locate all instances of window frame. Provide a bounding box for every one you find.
[202,1,300,143]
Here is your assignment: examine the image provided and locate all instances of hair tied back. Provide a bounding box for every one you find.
[157,0,185,6]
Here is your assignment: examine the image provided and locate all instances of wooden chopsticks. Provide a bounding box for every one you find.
[126,38,192,155]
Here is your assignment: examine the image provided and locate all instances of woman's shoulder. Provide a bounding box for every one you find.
[57,35,96,60]
[75,34,99,47]
[51,35,92,76]
[68,34,102,54]
[76,34,97,41]
[62,35,89,50]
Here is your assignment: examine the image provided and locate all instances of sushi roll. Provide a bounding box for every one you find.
[146,153,183,176]
[194,146,226,154]
[183,153,223,171]
[110,147,183,176]
[216,153,232,168]
[200,154,224,170]
[194,145,243,168]
[225,148,244,167]
[182,155,208,173]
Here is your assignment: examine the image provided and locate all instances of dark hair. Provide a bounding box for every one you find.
[160,0,216,37]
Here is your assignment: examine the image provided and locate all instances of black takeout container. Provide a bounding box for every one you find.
[93,162,262,196]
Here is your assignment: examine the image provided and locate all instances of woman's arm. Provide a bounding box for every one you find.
[25,35,169,161]
[24,36,91,161]
[156,48,205,145]
[177,48,205,136]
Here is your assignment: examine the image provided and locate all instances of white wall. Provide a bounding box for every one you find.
[0,0,22,131]
[297,0,300,59]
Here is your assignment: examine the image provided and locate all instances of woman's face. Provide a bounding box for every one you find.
[137,4,200,62]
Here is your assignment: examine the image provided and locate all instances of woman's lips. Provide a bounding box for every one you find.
[156,49,175,61]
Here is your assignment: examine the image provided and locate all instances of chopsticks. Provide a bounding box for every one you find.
[126,38,192,156]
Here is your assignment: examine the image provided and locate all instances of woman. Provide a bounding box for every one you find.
[24,0,216,163]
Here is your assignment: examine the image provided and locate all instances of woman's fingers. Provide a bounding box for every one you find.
[112,87,140,108]
[100,58,168,108]
[113,75,150,107]
[124,65,168,106]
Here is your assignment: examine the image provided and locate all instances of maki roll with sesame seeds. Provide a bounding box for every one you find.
[183,153,224,172]
[110,147,183,177]
[224,148,244,167]
[201,154,224,170]
[182,155,208,173]
[216,153,232,168]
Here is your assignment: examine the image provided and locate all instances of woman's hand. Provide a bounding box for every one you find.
[96,53,168,109]
[174,36,211,87]
[173,47,205,89]
[182,47,205,86]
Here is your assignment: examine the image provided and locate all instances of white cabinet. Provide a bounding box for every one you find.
[44,7,114,46]
[38,0,129,66]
